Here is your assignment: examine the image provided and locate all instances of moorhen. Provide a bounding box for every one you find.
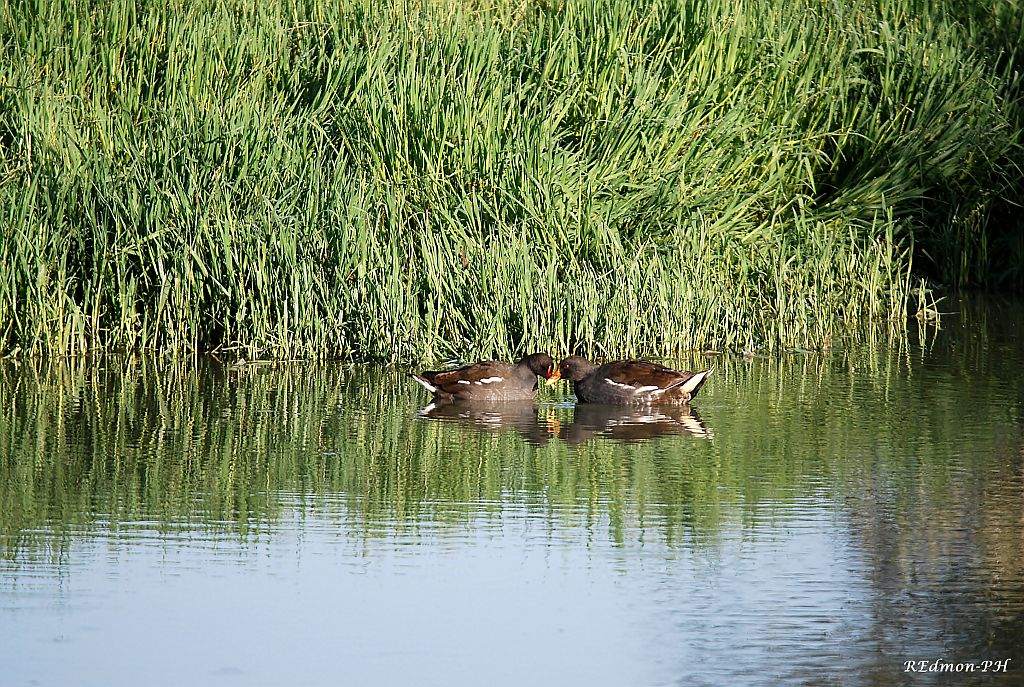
[411,352,559,402]
[558,356,712,405]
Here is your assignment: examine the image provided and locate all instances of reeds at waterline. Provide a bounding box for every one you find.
[1,0,1020,360]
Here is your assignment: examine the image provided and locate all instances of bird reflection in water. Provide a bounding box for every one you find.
[417,400,556,446]
[417,400,711,445]
[558,403,711,444]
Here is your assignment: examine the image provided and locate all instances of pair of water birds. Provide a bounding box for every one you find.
[412,353,712,405]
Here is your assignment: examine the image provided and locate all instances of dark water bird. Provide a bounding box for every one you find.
[411,353,559,401]
[416,399,555,446]
[558,356,712,405]
[559,404,711,444]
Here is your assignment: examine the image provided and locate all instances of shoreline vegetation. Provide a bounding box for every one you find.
[1,0,1021,361]
[3,299,1021,550]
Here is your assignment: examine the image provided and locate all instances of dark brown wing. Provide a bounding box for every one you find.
[422,361,514,395]
[598,361,688,390]
[588,361,711,403]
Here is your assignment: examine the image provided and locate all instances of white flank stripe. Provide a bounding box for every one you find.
[478,376,504,384]
[604,378,636,391]
[635,385,660,393]
[457,380,471,385]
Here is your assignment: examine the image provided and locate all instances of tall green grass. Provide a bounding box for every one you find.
[0,0,1020,360]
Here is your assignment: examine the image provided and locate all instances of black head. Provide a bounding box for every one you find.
[520,352,558,379]
[558,355,595,382]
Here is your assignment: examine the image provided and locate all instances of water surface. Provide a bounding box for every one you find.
[2,300,1022,686]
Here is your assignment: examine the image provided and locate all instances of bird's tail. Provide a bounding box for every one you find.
[410,373,438,394]
[680,369,712,399]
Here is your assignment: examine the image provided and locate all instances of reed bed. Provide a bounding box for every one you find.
[0,0,1020,360]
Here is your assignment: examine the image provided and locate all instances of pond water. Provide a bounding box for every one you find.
[2,299,1022,687]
